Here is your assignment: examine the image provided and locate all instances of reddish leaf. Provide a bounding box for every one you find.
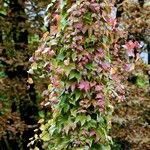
[78,80,90,92]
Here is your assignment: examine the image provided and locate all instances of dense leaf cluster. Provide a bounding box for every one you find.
[28,0,144,149]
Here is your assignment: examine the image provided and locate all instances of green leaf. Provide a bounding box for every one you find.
[71,53,77,61]
[90,35,97,44]
[0,71,7,78]
[75,90,81,101]
[87,115,91,121]
[49,124,56,136]
[71,109,77,117]
[87,119,97,128]
[56,138,70,149]
[136,74,148,88]
[85,62,93,70]
[83,12,93,25]
[48,144,55,149]
[87,48,95,53]
[57,53,65,61]
[84,146,90,150]
[38,111,45,118]
[63,103,70,113]
[85,36,97,48]
[100,145,111,150]
[64,63,75,76]
[69,70,81,81]
[60,13,68,30]
[63,119,75,135]
[102,36,108,44]
[75,115,87,126]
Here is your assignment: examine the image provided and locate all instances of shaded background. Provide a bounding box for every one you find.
[0,0,50,149]
[0,0,149,150]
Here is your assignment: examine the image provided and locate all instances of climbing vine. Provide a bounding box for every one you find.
[28,0,142,149]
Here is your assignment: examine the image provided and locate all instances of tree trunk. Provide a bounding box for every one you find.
[9,0,28,50]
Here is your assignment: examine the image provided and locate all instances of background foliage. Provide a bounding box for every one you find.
[0,0,50,149]
[0,0,150,150]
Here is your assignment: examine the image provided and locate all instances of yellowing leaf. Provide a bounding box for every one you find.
[42,32,49,40]
[110,67,117,75]
[40,131,50,141]
[34,147,39,150]
[129,63,135,71]
[27,78,33,84]
[31,62,37,70]
[38,119,44,124]
[64,58,70,66]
